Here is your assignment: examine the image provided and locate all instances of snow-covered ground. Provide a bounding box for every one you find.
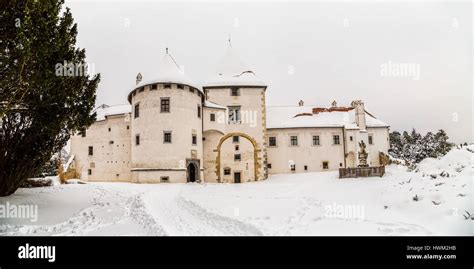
[1,146,472,236]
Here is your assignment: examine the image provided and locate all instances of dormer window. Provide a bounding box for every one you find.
[151,84,157,90]
[164,84,171,89]
[177,84,184,89]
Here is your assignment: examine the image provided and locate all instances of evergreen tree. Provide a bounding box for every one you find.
[434,129,453,156]
[0,0,99,196]
[388,131,402,158]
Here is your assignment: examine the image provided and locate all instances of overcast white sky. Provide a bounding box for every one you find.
[65,0,472,143]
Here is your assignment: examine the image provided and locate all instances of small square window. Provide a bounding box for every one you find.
[210,113,215,121]
[151,84,157,90]
[224,168,231,175]
[177,84,184,89]
[368,135,373,145]
[88,146,93,156]
[161,98,170,113]
[235,145,239,151]
[88,169,92,175]
[304,165,308,171]
[234,154,241,161]
[339,163,343,167]
[189,88,195,93]
[139,87,144,92]
[269,137,277,147]
[230,88,240,96]
[312,135,320,146]
[108,127,111,132]
[233,136,239,143]
[291,164,296,171]
[164,131,172,143]
[333,135,340,145]
[160,176,169,182]
[290,136,298,146]
[350,136,353,141]
[127,125,129,130]
[267,163,272,169]
[323,161,329,169]
[192,134,197,145]
[164,84,171,89]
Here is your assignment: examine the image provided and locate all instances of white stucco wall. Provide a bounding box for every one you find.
[70,114,132,182]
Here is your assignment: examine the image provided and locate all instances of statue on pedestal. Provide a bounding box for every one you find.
[358,140,369,167]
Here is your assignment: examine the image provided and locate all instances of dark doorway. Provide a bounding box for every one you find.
[187,163,196,182]
[234,172,241,183]
[186,159,200,183]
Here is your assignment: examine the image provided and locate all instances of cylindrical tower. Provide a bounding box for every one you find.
[127,51,203,183]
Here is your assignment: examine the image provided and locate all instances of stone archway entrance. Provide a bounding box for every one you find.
[215,132,260,183]
[186,159,200,183]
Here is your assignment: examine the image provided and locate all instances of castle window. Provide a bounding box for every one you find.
[127,125,129,130]
[228,106,241,123]
[197,104,201,118]
[88,169,92,175]
[108,127,111,132]
[232,136,239,143]
[88,146,93,156]
[339,163,343,167]
[290,164,296,171]
[350,136,353,141]
[164,131,172,143]
[139,87,144,92]
[230,87,240,96]
[323,161,329,169]
[177,84,184,89]
[160,176,169,182]
[290,136,298,146]
[312,135,320,146]
[189,88,195,93]
[368,135,373,145]
[192,134,197,145]
[210,113,215,122]
[234,154,241,161]
[269,136,277,147]
[80,129,86,137]
[333,135,340,145]
[235,145,239,151]
[135,134,140,146]
[267,163,272,169]
[151,84,157,90]
[224,168,231,175]
[304,165,308,171]
[161,98,170,113]
[164,84,171,89]
[134,103,140,118]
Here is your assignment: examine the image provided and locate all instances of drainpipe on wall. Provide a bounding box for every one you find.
[342,127,347,168]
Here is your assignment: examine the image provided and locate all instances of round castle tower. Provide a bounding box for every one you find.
[127,50,204,183]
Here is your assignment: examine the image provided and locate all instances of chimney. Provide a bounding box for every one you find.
[136,72,142,85]
[298,100,304,107]
[351,100,366,131]
[331,100,337,107]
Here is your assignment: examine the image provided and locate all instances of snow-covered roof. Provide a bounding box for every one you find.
[129,53,202,99]
[204,100,227,110]
[266,106,388,129]
[94,104,131,121]
[204,46,266,88]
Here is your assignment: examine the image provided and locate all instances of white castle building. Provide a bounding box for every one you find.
[70,45,390,183]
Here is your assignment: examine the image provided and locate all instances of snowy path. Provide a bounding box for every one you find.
[143,185,263,235]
